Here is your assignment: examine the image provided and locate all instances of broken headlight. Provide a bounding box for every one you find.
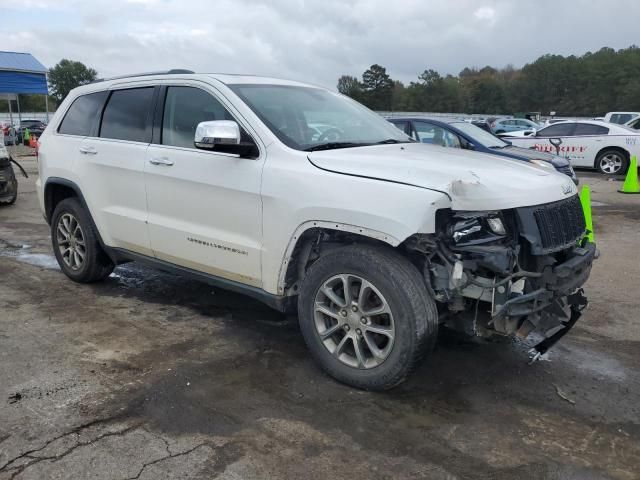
[449,211,506,246]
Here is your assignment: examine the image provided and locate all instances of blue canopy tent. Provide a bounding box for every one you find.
[0,51,49,127]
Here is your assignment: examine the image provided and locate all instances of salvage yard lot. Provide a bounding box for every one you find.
[1,158,639,480]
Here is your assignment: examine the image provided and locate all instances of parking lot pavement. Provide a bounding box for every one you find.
[1,159,639,480]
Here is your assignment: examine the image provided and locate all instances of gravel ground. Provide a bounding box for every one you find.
[1,158,639,480]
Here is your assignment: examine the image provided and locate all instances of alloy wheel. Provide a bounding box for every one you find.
[313,274,395,369]
[56,213,86,271]
[599,153,623,174]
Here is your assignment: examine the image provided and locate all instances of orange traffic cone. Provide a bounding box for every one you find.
[29,134,37,149]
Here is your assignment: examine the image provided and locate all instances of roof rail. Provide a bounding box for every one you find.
[91,69,195,83]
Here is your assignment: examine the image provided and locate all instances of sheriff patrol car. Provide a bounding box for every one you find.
[503,120,640,175]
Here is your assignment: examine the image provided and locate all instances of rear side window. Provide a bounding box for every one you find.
[537,123,575,137]
[58,91,108,136]
[574,123,609,135]
[100,88,154,142]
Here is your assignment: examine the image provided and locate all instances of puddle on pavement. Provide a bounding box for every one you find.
[0,239,60,270]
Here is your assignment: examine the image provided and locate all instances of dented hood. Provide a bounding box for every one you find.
[307,143,578,211]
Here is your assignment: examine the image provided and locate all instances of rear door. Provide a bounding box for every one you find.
[50,91,108,186]
[75,86,156,254]
[144,84,264,287]
[569,123,610,167]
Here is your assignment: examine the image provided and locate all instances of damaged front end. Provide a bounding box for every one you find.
[404,194,596,356]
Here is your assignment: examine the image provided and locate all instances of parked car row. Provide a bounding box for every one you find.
[387,117,578,183]
[456,113,640,176]
[0,119,47,145]
[500,120,639,175]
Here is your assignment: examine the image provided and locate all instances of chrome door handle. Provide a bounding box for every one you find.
[79,146,97,155]
[149,157,174,166]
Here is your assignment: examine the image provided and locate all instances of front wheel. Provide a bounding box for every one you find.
[298,245,438,390]
[0,180,17,206]
[596,149,628,175]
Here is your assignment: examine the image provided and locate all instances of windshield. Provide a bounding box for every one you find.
[450,122,508,148]
[229,84,411,151]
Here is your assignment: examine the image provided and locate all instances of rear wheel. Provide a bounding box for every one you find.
[298,245,438,390]
[596,149,628,175]
[51,198,114,282]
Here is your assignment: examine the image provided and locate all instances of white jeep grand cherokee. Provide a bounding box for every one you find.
[36,71,595,390]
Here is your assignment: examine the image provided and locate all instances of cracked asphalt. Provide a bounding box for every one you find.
[1,157,639,479]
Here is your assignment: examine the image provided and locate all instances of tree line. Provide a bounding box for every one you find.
[338,46,640,116]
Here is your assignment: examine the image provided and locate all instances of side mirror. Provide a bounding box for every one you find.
[195,120,240,149]
[466,142,476,150]
[194,120,258,158]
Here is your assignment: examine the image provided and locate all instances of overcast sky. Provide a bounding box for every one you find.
[4,0,640,89]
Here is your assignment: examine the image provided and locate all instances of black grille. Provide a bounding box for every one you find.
[533,195,585,252]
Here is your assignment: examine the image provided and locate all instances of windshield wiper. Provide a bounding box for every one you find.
[375,138,412,144]
[303,142,369,152]
[489,145,507,149]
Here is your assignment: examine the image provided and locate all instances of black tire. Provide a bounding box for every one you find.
[0,183,17,206]
[298,244,438,390]
[595,149,628,175]
[51,197,114,282]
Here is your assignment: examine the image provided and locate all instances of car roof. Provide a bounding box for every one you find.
[540,119,633,134]
[70,72,325,98]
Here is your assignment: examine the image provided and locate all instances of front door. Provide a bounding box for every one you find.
[144,85,264,287]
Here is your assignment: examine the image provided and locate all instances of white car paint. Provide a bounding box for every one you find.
[37,73,579,296]
[504,120,640,171]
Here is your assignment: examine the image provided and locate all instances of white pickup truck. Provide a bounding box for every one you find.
[503,120,640,175]
[36,71,595,389]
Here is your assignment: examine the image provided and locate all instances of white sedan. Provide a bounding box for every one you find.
[502,120,640,175]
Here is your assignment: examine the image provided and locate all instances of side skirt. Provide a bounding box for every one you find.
[106,247,294,313]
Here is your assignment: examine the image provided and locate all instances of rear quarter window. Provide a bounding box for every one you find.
[58,91,108,136]
[574,123,609,135]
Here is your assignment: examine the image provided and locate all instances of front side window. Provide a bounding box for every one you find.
[162,86,234,149]
[413,121,461,148]
[614,114,634,124]
[537,123,575,137]
[229,84,409,151]
[100,87,154,142]
[627,118,640,130]
[58,91,108,136]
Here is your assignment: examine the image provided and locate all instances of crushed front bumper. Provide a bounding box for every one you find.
[493,242,596,354]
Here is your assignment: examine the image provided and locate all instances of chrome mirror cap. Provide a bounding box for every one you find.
[194,120,240,149]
